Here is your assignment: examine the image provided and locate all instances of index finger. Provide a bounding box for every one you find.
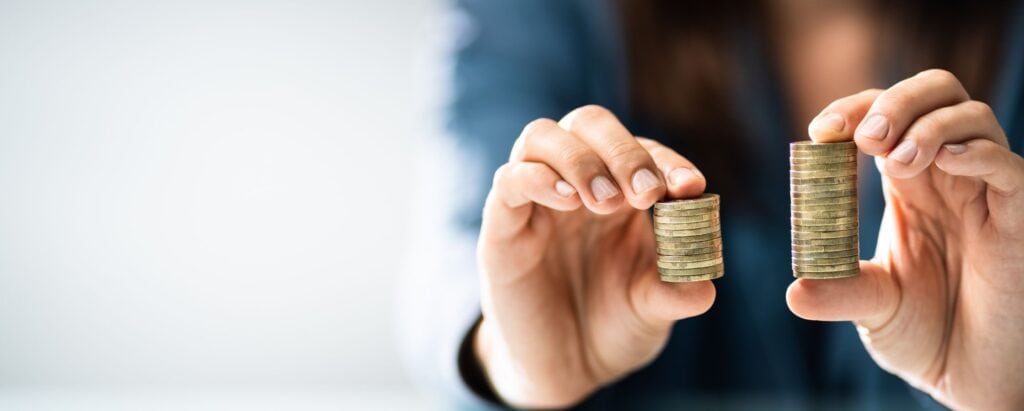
[807,89,882,143]
[636,138,707,199]
[853,69,969,156]
[559,105,666,209]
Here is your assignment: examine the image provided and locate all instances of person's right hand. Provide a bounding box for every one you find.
[474,105,716,408]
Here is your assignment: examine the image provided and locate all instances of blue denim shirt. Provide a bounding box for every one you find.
[435,0,1024,408]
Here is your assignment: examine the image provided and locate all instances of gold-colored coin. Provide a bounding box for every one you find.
[789,154,858,163]
[657,234,721,243]
[793,203,854,214]
[790,201,856,211]
[655,231,722,243]
[790,152,857,162]
[792,262,860,272]
[791,243,858,253]
[660,271,724,282]
[791,216,858,225]
[792,194,858,204]
[792,209,858,219]
[792,248,859,258]
[792,222,858,232]
[656,237,723,250]
[790,175,858,185]
[789,150,858,158]
[658,264,724,276]
[791,188,858,199]
[792,236,859,246]
[790,162,857,172]
[790,169,858,179]
[791,211,859,220]
[792,229,859,240]
[794,269,859,279]
[658,247,721,256]
[654,220,720,230]
[792,242,859,251]
[654,194,720,210]
[657,244,722,255]
[790,254,856,264]
[657,257,724,269]
[657,251,722,261]
[790,141,857,152]
[652,214,720,224]
[790,182,858,193]
[792,203,858,213]
[654,225,720,237]
[792,204,858,214]
[790,204,856,214]
[792,255,859,265]
[653,207,718,217]
[791,189,858,199]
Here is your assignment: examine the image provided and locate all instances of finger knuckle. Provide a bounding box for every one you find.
[519,121,556,151]
[523,163,548,181]
[875,91,912,116]
[833,88,882,109]
[635,136,660,151]
[565,104,614,129]
[964,100,995,120]
[605,140,646,164]
[492,163,514,187]
[918,68,958,84]
[913,115,948,140]
[644,143,669,159]
[825,95,855,110]
[562,145,598,169]
[520,118,556,140]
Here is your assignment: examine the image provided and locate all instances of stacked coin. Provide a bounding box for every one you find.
[790,141,860,279]
[653,194,724,282]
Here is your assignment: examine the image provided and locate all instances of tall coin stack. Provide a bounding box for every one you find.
[653,194,724,282]
[790,141,860,279]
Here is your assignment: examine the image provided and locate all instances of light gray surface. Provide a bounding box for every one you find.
[0,0,435,404]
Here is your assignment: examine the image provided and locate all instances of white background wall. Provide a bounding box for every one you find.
[0,0,439,408]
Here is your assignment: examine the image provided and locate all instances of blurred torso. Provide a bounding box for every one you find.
[770,0,878,131]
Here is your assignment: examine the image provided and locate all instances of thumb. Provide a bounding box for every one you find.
[786,260,900,330]
[632,269,717,328]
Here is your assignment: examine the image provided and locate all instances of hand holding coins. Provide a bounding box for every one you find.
[788,73,1024,409]
[476,106,716,408]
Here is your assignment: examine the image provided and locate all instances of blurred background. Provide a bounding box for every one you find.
[0,0,440,409]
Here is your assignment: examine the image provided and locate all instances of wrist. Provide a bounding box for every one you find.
[475,318,597,408]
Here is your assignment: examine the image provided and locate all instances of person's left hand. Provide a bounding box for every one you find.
[787,69,1024,410]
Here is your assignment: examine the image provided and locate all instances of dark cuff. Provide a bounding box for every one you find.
[458,315,505,406]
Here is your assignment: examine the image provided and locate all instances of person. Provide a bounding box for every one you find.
[398,0,1024,409]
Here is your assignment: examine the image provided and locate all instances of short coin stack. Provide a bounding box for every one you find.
[790,141,860,279]
[653,194,724,282]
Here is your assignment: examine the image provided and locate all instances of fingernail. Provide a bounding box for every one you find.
[554,180,576,197]
[858,115,889,140]
[944,144,967,154]
[889,140,918,164]
[811,113,846,133]
[591,176,619,202]
[668,168,696,186]
[631,168,661,193]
